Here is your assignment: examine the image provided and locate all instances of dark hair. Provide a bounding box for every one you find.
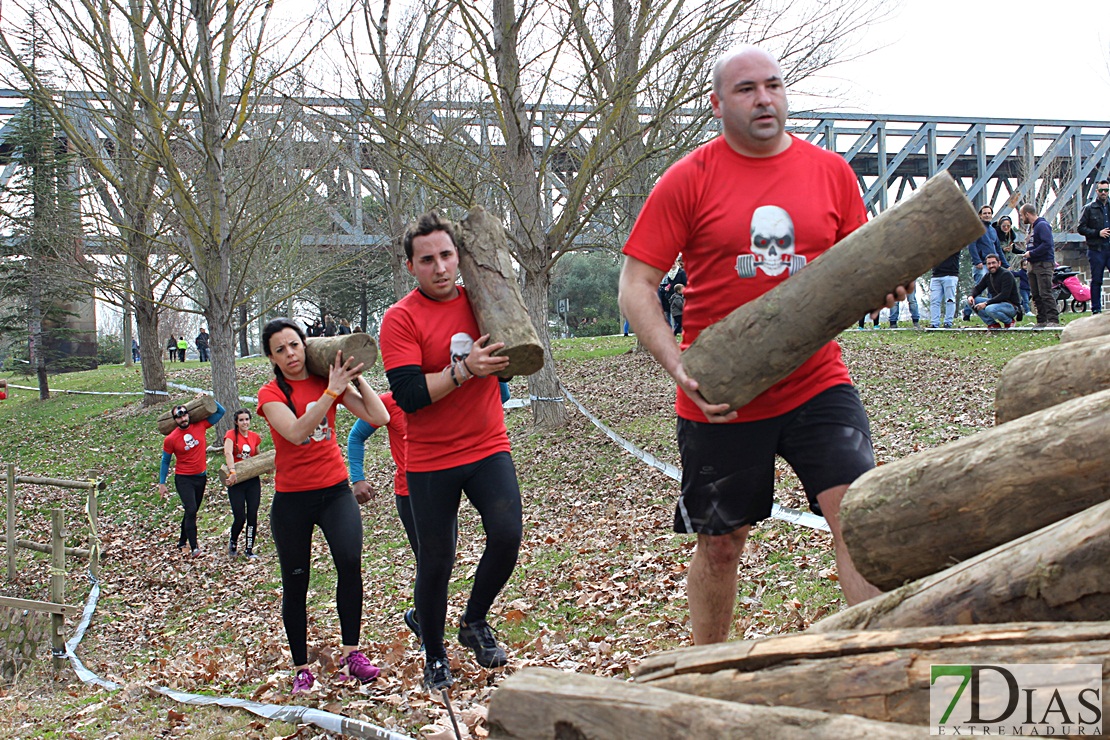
[985,253,1001,262]
[262,318,306,413]
[232,407,251,446]
[402,210,456,261]
[999,216,1011,225]
[1020,203,1036,217]
[1099,180,1109,186]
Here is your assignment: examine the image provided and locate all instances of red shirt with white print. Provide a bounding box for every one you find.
[257,374,348,492]
[163,419,213,476]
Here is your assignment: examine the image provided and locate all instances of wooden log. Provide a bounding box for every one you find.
[50,509,64,674]
[304,333,378,378]
[995,335,1110,423]
[217,449,275,486]
[636,622,1110,727]
[0,595,81,617]
[455,207,545,378]
[1061,311,1110,343]
[5,463,13,581]
[0,534,90,559]
[812,497,1110,632]
[488,667,918,739]
[841,387,1110,590]
[156,395,217,436]
[682,172,983,409]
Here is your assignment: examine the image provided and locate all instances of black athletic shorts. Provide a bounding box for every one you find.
[675,384,874,536]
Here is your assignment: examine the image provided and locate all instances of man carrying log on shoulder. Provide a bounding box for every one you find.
[379,211,523,691]
[158,396,226,556]
[619,46,907,645]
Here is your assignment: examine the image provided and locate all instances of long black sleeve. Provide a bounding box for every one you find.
[386,364,433,413]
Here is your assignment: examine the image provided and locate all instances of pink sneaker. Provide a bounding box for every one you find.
[337,650,380,684]
[292,668,315,694]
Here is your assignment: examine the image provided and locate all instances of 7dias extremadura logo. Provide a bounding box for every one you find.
[930,664,1102,736]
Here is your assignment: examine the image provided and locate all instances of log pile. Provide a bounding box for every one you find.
[0,607,47,681]
[487,185,1110,737]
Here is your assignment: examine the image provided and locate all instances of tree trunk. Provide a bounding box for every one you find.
[995,335,1110,423]
[1061,312,1110,343]
[456,207,544,377]
[521,272,568,430]
[813,497,1110,632]
[206,299,239,439]
[122,307,133,367]
[636,622,1110,726]
[238,302,249,357]
[304,333,378,378]
[131,252,166,408]
[217,450,274,486]
[488,667,919,739]
[157,395,217,435]
[682,172,983,409]
[841,387,1110,590]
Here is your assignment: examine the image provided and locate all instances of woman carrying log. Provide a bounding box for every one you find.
[158,396,226,556]
[257,318,390,694]
[222,408,263,559]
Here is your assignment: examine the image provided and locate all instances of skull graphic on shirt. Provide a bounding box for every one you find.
[183,433,199,451]
[303,401,331,443]
[736,205,806,278]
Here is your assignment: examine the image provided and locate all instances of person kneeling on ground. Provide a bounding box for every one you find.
[967,253,1021,328]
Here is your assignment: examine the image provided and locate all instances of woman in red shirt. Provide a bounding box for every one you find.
[257,318,389,694]
[222,408,263,559]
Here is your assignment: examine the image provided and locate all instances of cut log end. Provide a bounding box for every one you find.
[494,343,544,378]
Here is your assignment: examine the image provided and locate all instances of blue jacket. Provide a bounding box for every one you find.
[1024,217,1055,263]
[968,221,1003,265]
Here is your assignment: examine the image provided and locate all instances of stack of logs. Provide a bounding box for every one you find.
[488,313,1110,737]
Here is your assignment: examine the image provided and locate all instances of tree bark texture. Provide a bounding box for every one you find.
[841,387,1110,590]
[217,450,275,486]
[635,622,1110,727]
[455,207,544,378]
[304,333,378,378]
[813,497,1110,632]
[488,667,918,739]
[995,335,1110,423]
[1060,311,1110,343]
[682,172,983,409]
[156,395,217,436]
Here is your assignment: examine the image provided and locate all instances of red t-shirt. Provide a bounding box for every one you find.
[378,393,408,497]
[379,287,510,472]
[223,429,263,461]
[623,135,866,422]
[257,375,348,492]
[163,419,213,476]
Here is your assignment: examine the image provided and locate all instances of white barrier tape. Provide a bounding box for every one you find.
[64,578,412,739]
[5,384,168,396]
[558,383,829,532]
[166,381,257,405]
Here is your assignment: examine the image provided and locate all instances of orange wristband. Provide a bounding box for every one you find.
[324,388,340,400]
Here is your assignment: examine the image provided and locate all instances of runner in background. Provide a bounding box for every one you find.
[222,408,263,559]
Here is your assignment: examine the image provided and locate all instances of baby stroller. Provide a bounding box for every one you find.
[1051,265,1091,314]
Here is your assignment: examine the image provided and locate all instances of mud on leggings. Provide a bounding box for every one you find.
[269,481,364,667]
[407,451,523,660]
[228,477,261,552]
[174,473,207,550]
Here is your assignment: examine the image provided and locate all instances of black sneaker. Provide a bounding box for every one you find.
[228,539,238,557]
[423,657,455,691]
[404,608,422,641]
[458,619,508,668]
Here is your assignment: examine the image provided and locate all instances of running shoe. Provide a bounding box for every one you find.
[228,538,238,557]
[458,619,508,668]
[190,548,202,557]
[404,608,422,641]
[336,650,380,683]
[423,657,455,691]
[292,668,315,694]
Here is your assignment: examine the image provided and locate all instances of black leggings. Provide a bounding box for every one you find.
[395,494,419,562]
[174,473,207,550]
[406,451,522,660]
[228,477,261,553]
[269,481,364,667]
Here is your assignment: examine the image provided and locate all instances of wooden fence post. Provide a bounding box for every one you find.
[5,464,14,582]
[87,486,99,580]
[50,509,65,674]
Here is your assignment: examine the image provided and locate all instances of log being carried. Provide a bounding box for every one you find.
[681,172,983,410]
[156,395,217,436]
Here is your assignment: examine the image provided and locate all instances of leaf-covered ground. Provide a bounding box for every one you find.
[0,329,1059,738]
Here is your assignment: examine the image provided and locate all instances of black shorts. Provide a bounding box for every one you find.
[675,384,874,535]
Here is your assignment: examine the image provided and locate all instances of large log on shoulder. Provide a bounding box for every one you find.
[841,387,1110,590]
[1061,311,1110,343]
[488,667,918,739]
[812,497,1110,632]
[156,395,217,435]
[217,449,275,486]
[304,333,378,378]
[995,335,1110,423]
[683,172,982,409]
[635,622,1110,727]
[455,207,544,378]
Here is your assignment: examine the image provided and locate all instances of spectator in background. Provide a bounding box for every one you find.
[323,315,337,337]
[670,283,686,336]
[963,205,1003,321]
[177,335,188,362]
[306,319,322,338]
[930,251,961,329]
[353,325,364,333]
[889,289,921,329]
[994,215,1025,268]
[1021,203,1060,327]
[1012,258,1032,315]
[132,338,141,363]
[966,254,1020,328]
[0,378,7,400]
[195,327,210,362]
[338,319,352,335]
[1077,179,1110,315]
[166,336,177,362]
